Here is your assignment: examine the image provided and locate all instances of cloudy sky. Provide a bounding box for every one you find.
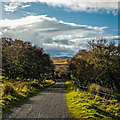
[0,0,120,57]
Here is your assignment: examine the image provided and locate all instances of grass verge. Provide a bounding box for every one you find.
[65,81,120,120]
[1,80,55,114]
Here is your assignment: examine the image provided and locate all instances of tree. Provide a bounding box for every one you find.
[69,38,120,93]
[2,37,54,82]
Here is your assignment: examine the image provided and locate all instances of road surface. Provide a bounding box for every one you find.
[3,81,76,119]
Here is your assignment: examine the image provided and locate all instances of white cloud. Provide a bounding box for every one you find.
[2,0,119,14]
[0,15,46,28]
[0,15,117,57]
[4,2,22,12]
[3,2,30,12]
[21,4,30,8]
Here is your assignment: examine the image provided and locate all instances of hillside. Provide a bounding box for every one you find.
[51,57,71,65]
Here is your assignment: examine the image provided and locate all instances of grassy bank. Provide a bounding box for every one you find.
[65,81,120,120]
[1,79,55,114]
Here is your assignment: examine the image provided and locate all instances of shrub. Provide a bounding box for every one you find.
[31,82,41,89]
[16,82,32,91]
[88,83,113,98]
[2,83,18,97]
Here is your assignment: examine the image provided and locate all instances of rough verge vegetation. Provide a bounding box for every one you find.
[1,78,55,114]
[65,81,120,120]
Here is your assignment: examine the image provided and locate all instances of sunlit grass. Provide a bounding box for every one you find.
[1,78,55,114]
[65,81,120,119]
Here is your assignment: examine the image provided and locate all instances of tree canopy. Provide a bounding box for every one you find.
[2,37,54,82]
[69,39,120,93]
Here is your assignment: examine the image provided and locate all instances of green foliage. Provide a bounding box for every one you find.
[69,39,120,93]
[65,81,120,119]
[2,37,54,82]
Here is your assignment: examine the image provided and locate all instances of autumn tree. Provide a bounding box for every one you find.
[69,39,120,93]
[2,37,54,82]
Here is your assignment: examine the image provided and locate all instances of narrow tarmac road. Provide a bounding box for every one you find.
[3,81,76,119]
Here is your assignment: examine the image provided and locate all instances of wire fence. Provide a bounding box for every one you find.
[73,82,120,106]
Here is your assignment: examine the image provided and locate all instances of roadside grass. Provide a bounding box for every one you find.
[88,83,120,101]
[65,81,120,120]
[1,79,55,114]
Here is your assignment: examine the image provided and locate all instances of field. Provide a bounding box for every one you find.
[51,57,71,65]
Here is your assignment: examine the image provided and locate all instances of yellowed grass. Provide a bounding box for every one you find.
[51,57,71,65]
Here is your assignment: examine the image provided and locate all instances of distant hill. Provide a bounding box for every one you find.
[51,57,71,65]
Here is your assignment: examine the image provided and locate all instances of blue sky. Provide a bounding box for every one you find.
[0,1,119,57]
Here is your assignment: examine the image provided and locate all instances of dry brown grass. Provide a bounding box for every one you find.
[51,57,71,65]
